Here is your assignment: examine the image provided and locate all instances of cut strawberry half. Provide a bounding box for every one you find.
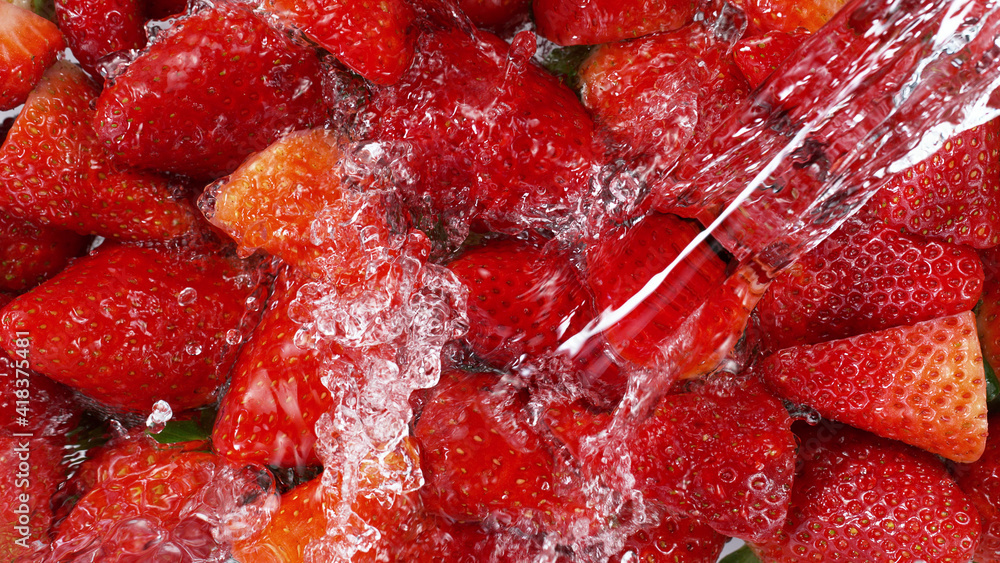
[0,1,66,110]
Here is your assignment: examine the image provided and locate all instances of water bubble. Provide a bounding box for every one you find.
[184,342,203,356]
[224,329,243,346]
[177,287,197,306]
[145,400,173,434]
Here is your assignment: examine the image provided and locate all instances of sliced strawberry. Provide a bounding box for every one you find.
[750,422,981,562]
[0,61,200,241]
[264,0,416,85]
[0,243,265,414]
[362,28,605,234]
[533,0,696,46]
[54,0,147,78]
[0,2,65,111]
[584,212,729,367]
[213,267,341,469]
[609,510,727,563]
[203,127,394,284]
[744,0,850,33]
[48,432,274,561]
[954,416,1000,563]
[0,431,67,560]
[859,118,1000,248]
[579,24,749,177]
[94,3,330,179]
[753,216,984,354]
[546,378,797,541]
[0,209,88,292]
[733,30,807,89]
[756,311,987,463]
[414,370,591,536]
[447,237,595,369]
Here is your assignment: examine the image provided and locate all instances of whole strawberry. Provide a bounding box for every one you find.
[533,0,696,45]
[0,243,265,414]
[0,432,67,560]
[0,209,88,292]
[954,416,1000,563]
[55,0,147,78]
[94,3,330,179]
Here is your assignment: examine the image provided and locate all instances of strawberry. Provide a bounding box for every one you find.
[752,216,984,354]
[0,209,88,292]
[756,311,987,463]
[414,370,592,536]
[143,0,186,20]
[978,252,1000,380]
[609,510,726,563]
[0,61,200,242]
[744,0,850,33]
[454,0,532,32]
[859,118,1000,249]
[232,475,327,563]
[202,127,395,284]
[447,237,595,369]
[954,416,1000,563]
[263,0,416,85]
[578,24,749,177]
[546,377,797,541]
[0,332,82,440]
[213,267,342,469]
[584,212,729,367]
[362,28,605,234]
[749,422,981,562]
[0,243,265,414]
[398,518,573,562]
[0,1,65,111]
[47,431,274,562]
[94,2,331,179]
[54,0,147,78]
[732,30,807,89]
[0,431,67,560]
[533,0,697,46]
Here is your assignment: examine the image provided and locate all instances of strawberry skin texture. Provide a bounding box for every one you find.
[55,0,147,78]
[94,3,330,179]
[264,0,416,85]
[455,0,532,32]
[860,118,1000,248]
[0,432,67,560]
[362,28,605,234]
[447,237,595,369]
[0,2,65,110]
[954,416,1000,563]
[233,476,326,563]
[585,212,729,366]
[579,24,749,174]
[753,216,984,353]
[0,209,88,292]
[744,0,850,33]
[533,0,697,46]
[757,311,987,463]
[205,127,392,284]
[0,243,263,414]
[750,423,981,563]
[213,267,338,470]
[733,31,807,89]
[609,511,726,563]
[0,61,200,242]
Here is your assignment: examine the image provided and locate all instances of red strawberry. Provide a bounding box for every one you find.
[609,510,726,563]
[752,216,984,354]
[263,0,416,85]
[203,127,396,285]
[0,209,88,292]
[749,422,981,562]
[954,416,1000,563]
[414,370,592,536]
[756,311,987,463]
[454,0,532,32]
[0,61,200,241]
[0,243,265,414]
[232,475,327,563]
[546,377,797,541]
[94,3,331,179]
[143,0,186,20]
[213,267,342,469]
[0,431,67,560]
[744,0,850,33]
[859,118,1000,249]
[47,432,274,562]
[447,237,595,369]
[978,254,1000,378]
[54,0,147,78]
[398,518,573,562]
[362,28,605,234]
[0,335,82,440]
[578,24,749,177]
[533,0,697,46]
[584,212,729,367]
[0,2,65,110]
[733,30,807,89]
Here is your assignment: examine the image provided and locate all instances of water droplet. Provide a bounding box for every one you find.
[225,329,243,346]
[177,287,197,306]
[184,342,203,356]
[145,400,173,434]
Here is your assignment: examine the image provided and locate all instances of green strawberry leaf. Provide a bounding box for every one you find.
[720,545,761,563]
[148,407,216,444]
[985,353,1000,410]
[539,44,593,89]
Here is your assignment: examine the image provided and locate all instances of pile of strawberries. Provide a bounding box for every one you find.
[2,0,1000,561]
